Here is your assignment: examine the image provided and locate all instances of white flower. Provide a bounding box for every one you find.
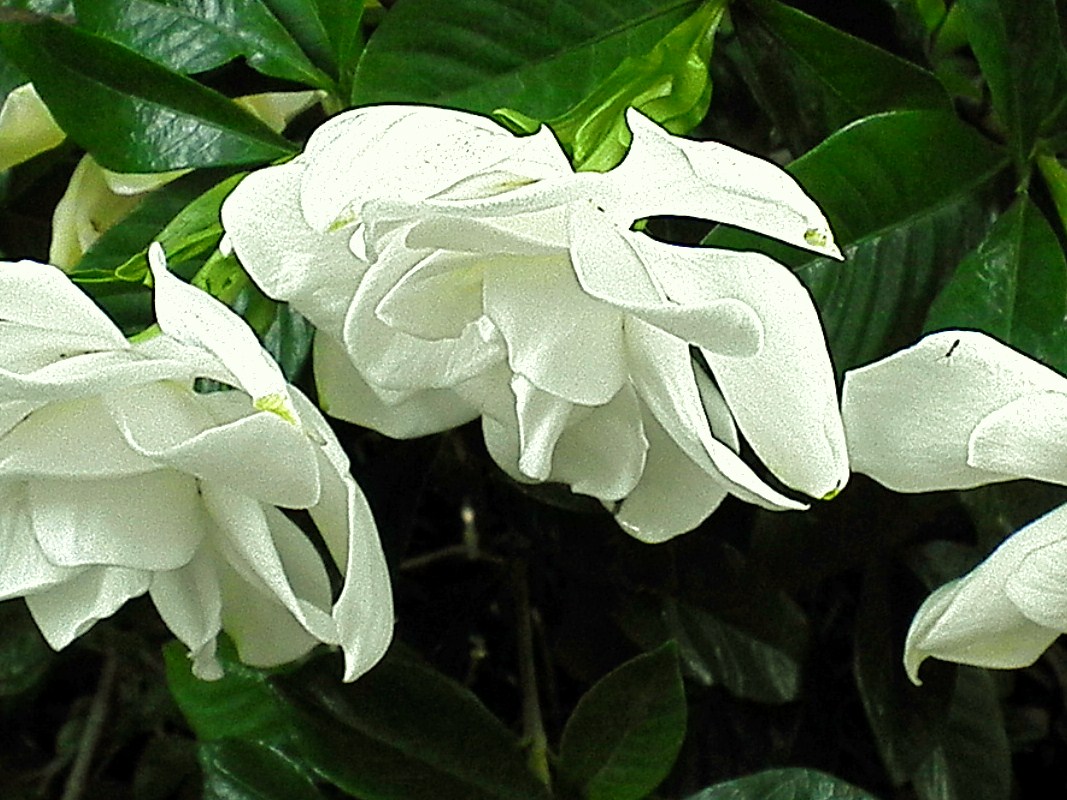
[0,247,392,681]
[0,83,64,173]
[841,330,1067,682]
[222,105,848,542]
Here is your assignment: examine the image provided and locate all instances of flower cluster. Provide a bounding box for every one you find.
[0,244,392,681]
[222,105,849,542]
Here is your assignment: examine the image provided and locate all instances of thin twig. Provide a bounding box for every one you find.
[61,651,117,800]
[512,560,551,788]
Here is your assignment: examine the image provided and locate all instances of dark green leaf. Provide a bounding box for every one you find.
[73,0,333,88]
[164,640,290,746]
[276,649,551,800]
[684,768,883,799]
[315,0,364,102]
[558,642,685,800]
[853,563,954,786]
[732,0,949,154]
[0,601,52,700]
[258,0,337,76]
[924,195,1067,372]
[200,740,325,800]
[958,0,1067,168]
[351,0,700,118]
[911,667,1011,800]
[546,0,725,171]
[705,111,1008,373]
[0,18,294,171]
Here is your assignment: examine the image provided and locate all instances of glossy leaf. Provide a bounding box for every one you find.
[73,0,333,89]
[0,18,294,171]
[911,667,1011,800]
[314,0,364,101]
[350,0,700,118]
[163,640,289,746]
[924,195,1067,372]
[958,0,1067,169]
[258,0,338,76]
[705,111,1008,374]
[558,642,685,800]
[276,650,551,800]
[200,740,325,800]
[732,0,949,154]
[547,0,725,171]
[685,769,883,800]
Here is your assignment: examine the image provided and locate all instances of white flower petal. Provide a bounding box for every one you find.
[626,319,807,511]
[234,90,323,134]
[597,108,841,258]
[967,391,1067,486]
[0,83,65,173]
[0,350,191,402]
[314,330,479,437]
[204,483,336,646]
[99,167,187,196]
[0,396,155,479]
[615,408,729,543]
[150,547,224,680]
[0,260,127,347]
[26,566,151,650]
[842,331,1067,492]
[511,374,573,481]
[375,249,489,340]
[484,254,627,405]
[148,243,295,420]
[50,156,141,271]
[620,239,848,499]
[221,160,360,334]
[0,484,81,600]
[29,470,208,570]
[567,206,763,358]
[904,503,1067,682]
[108,382,321,509]
[551,383,648,501]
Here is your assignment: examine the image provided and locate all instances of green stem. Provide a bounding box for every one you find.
[513,560,551,788]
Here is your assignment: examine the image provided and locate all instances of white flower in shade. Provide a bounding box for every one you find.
[0,244,392,681]
[0,83,64,173]
[222,105,848,542]
[841,330,1067,682]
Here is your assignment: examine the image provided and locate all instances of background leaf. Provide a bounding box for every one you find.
[0,17,294,171]
[685,768,883,799]
[275,650,551,800]
[350,0,701,118]
[924,194,1067,372]
[731,0,949,154]
[200,739,325,800]
[73,0,333,89]
[557,642,686,800]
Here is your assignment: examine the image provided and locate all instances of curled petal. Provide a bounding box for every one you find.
[905,502,1067,683]
[512,374,573,481]
[0,484,80,600]
[843,331,1067,492]
[597,108,841,258]
[968,391,1067,486]
[150,548,224,681]
[26,566,151,650]
[0,83,65,172]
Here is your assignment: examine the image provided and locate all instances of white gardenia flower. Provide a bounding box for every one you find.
[222,105,849,542]
[0,249,392,681]
[841,330,1067,682]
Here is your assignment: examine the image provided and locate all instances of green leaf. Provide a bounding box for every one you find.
[0,17,295,171]
[557,642,685,800]
[685,768,883,800]
[0,601,52,701]
[544,0,725,171]
[276,649,551,800]
[924,195,1067,372]
[958,0,1067,169]
[705,110,1008,374]
[351,0,700,118]
[911,667,1011,800]
[73,0,333,89]
[164,640,290,746]
[852,563,954,786]
[200,740,325,800]
[315,0,364,102]
[731,0,949,154]
[258,0,338,76]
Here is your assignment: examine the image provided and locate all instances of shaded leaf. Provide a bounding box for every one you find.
[73,0,333,88]
[685,768,882,799]
[0,601,52,701]
[258,0,338,76]
[276,649,551,800]
[924,194,1067,372]
[558,642,685,800]
[0,17,294,171]
[350,0,700,118]
[200,740,324,800]
[732,0,949,154]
